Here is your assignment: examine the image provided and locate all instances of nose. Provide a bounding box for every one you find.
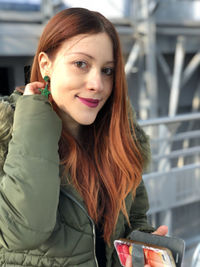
[86,69,104,92]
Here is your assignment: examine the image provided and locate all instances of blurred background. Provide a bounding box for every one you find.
[0,0,200,266]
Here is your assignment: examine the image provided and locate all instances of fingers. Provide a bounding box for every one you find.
[24,82,45,96]
[125,255,132,267]
[153,225,168,236]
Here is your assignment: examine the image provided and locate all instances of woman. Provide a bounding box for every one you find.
[0,7,167,267]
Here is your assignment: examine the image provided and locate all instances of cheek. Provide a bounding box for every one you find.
[49,64,69,91]
[50,75,68,95]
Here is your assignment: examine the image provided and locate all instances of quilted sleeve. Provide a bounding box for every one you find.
[0,95,62,250]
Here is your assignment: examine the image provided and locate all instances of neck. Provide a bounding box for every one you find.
[59,111,80,140]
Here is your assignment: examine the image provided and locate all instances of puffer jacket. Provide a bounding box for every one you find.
[0,90,154,266]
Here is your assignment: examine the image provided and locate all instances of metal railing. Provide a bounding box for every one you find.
[140,112,200,241]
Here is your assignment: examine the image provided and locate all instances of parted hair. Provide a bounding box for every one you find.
[30,7,144,243]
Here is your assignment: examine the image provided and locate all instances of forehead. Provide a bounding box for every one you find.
[56,33,114,61]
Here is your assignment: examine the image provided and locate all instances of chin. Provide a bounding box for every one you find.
[77,116,97,126]
[79,120,95,126]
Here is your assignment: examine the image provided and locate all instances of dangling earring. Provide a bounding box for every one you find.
[39,75,51,98]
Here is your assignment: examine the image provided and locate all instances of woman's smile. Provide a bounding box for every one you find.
[77,96,100,108]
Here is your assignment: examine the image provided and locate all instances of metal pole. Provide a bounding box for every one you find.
[141,0,158,118]
[125,41,140,76]
[124,0,133,18]
[144,20,158,118]
[169,36,185,117]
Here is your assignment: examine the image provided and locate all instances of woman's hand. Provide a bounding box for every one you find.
[152,225,168,236]
[24,82,45,96]
[125,225,168,267]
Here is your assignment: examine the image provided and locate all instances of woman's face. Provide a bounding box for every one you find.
[39,32,114,128]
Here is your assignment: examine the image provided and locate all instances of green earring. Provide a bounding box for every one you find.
[39,75,51,97]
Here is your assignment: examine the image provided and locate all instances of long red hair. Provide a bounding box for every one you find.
[30,8,144,243]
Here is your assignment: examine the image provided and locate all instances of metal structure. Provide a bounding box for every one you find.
[140,112,200,266]
[0,0,64,94]
[0,0,63,22]
[141,113,200,214]
[124,0,200,119]
[121,1,200,264]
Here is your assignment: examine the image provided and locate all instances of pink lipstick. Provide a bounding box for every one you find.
[78,97,99,108]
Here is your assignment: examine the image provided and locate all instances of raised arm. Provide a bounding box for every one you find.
[0,92,62,250]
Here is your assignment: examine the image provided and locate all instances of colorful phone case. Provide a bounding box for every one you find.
[114,239,176,267]
[128,230,185,267]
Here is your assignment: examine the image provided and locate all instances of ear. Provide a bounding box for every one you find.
[38,52,52,79]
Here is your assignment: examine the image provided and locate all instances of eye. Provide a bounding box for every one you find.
[102,67,114,76]
[74,61,87,69]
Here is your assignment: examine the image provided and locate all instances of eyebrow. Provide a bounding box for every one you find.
[68,52,115,64]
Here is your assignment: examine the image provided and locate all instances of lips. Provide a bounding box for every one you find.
[78,96,100,108]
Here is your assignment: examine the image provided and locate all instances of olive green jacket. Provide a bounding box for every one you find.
[0,91,154,266]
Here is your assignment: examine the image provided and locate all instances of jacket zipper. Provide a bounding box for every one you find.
[61,189,99,267]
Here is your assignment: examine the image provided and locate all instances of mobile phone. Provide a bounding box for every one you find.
[127,230,185,267]
[114,239,176,267]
